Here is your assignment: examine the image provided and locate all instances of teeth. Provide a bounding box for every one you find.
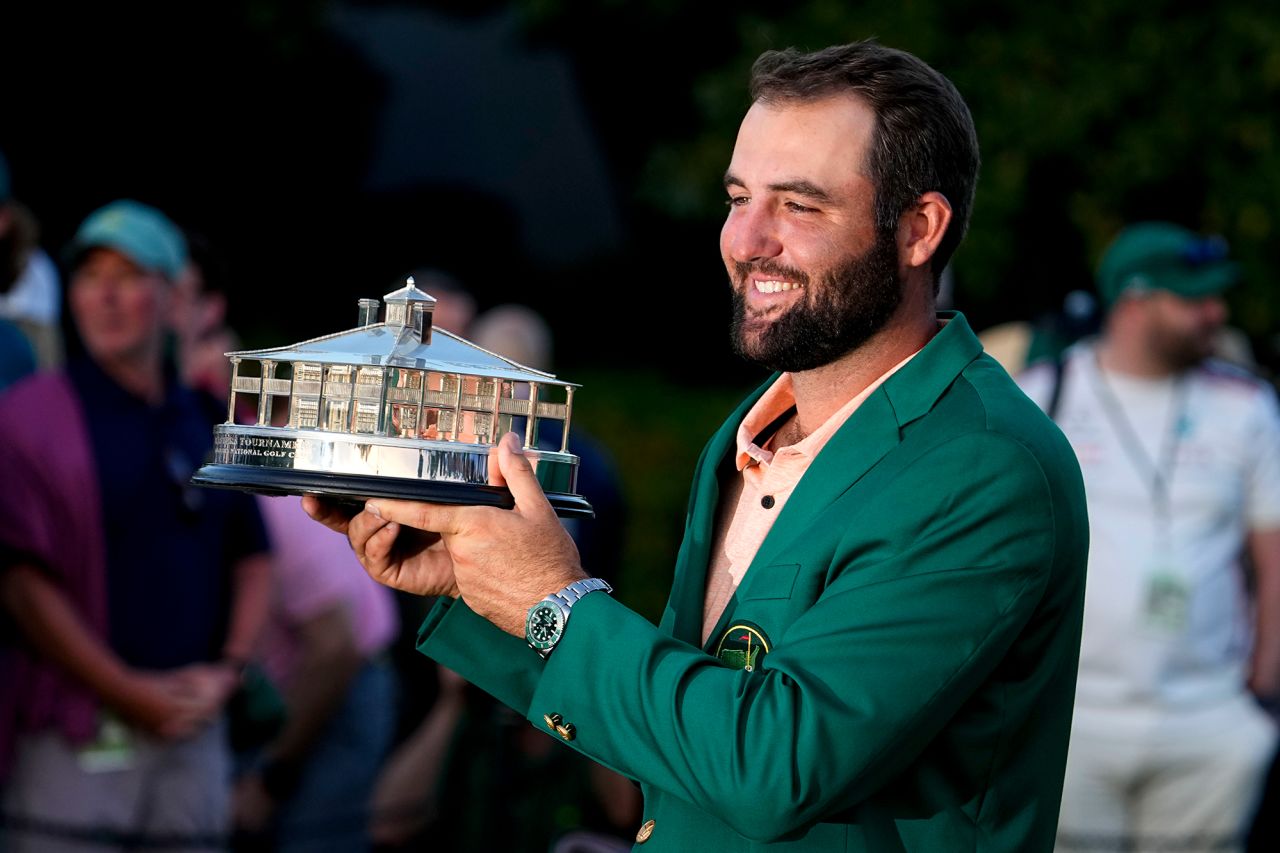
[754,280,803,294]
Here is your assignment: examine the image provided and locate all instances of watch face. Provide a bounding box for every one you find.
[527,602,565,651]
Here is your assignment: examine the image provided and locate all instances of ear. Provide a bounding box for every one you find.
[898,191,953,270]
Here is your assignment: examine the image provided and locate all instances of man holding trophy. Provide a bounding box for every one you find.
[308,41,1090,851]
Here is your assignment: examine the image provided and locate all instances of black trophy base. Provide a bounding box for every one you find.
[191,464,595,519]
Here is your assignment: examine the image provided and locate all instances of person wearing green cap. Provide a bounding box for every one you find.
[1018,222,1280,852]
[0,200,272,850]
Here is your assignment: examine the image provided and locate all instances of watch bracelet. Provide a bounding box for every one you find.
[553,577,613,608]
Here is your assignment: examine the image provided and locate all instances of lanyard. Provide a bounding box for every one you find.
[1088,351,1189,527]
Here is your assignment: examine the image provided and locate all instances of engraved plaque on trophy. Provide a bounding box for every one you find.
[191,279,592,518]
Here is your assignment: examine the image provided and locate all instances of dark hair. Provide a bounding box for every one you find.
[750,41,980,282]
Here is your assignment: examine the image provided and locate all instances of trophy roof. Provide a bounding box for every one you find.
[382,281,437,305]
[227,324,572,386]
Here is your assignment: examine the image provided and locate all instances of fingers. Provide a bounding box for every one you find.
[495,432,554,518]
[302,495,354,535]
[365,498,464,536]
[348,509,399,567]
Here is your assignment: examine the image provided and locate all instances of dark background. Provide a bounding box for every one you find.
[5,0,1279,613]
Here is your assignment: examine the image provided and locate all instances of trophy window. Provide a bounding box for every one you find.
[382,369,424,439]
[352,367,383,433]
[452,410,483,444]
[417,407,443,440]
[493,380,517,438]
[259,361,291,426]
[325,365,353,385]
[229,359,261,425]
[323,399,351,432]
[321,366,355,432]
[292,397,319,429]
[288,362,322,429]
[294,362,323,384]
[354,401,380,434]
[389,404,419,437]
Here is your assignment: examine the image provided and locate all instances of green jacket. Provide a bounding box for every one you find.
[418,313,1088,851]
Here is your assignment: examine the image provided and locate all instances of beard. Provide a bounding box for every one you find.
[730,230,903,373]
[1149,323,1217,371]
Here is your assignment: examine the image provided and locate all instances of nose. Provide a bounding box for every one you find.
[722,203,783,264]
[85,275,124,307]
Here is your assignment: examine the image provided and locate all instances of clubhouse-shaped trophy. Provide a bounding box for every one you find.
[191,278,592,518]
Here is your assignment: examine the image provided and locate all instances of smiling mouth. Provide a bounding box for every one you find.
[754,279,804,294]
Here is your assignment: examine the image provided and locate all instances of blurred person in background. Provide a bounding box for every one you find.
[233,491,399,853]
[168,233,401,852]
[470,304,626,576]
[1018,222,1280,852]
[0,148,60,386]
[0,200,271,852]
[171,230,240,407]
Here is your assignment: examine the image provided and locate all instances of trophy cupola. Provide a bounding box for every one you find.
[382,276,436,344]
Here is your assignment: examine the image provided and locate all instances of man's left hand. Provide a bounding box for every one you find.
[365,432,587,637]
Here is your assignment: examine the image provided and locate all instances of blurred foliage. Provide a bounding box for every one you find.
[517,0,1280,360]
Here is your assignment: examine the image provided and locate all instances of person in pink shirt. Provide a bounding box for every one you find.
[232,495,398,852]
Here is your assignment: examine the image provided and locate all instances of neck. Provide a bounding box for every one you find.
[788,297,937,439]
[97,352,166,404]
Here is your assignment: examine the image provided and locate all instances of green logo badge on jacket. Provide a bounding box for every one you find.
[715,622,771,671]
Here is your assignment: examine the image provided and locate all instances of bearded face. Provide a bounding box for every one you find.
[730,227,902,373]
[1140,290,1228,372]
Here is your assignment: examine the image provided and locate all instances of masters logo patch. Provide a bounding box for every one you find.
[714,622,771,671]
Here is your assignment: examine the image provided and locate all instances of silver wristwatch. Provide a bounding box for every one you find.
[525,578,613,659]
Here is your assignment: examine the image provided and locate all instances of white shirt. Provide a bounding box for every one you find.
[0,248,61,324]
[1019,341,1280,709]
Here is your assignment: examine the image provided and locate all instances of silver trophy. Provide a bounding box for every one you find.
[191,278,591,518]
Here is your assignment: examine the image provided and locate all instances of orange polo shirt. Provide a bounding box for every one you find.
[701,353,918,644]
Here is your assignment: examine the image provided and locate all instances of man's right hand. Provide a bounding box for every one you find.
[302,495,460,598]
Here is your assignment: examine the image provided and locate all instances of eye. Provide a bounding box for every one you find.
[785,200,816,213]
[725,195,749,207]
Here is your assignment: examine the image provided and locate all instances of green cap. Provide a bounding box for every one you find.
[67,200,188,281]
[1097,221,1238,307]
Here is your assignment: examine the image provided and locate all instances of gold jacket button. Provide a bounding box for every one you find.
[555,722,577,742]
[636,819,655,843]
[543,713,563,731]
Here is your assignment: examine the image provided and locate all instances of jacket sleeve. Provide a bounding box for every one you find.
[419,430,1063,842]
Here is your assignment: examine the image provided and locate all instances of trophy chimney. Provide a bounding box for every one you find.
[382,276,436,344]
[357,298,380,326]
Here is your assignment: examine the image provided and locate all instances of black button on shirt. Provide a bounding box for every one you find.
[761,495,776,509]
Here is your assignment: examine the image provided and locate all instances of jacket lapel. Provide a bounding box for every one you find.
[667,312,986,645]
[737,312,985,596]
